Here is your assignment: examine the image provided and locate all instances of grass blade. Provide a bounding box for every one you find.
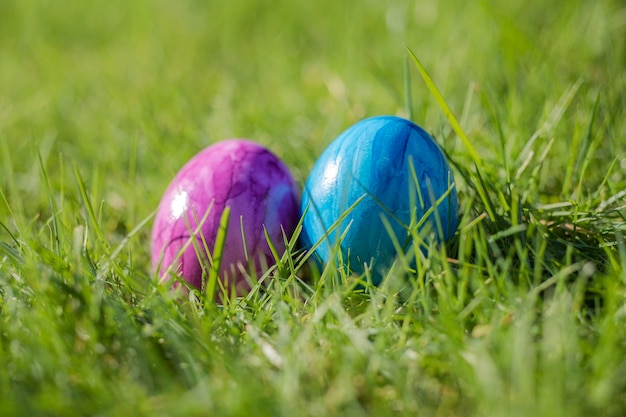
[73,164,110,252]
[206,206,230,301]
[404,54,413,120]
[405,45,482,166]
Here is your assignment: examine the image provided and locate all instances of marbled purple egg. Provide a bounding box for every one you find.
[151,139,300,297]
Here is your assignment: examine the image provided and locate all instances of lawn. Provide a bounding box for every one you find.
[0,0,625,416]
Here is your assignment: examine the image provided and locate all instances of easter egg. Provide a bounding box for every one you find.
[300,115,458,284]
[151,139,300,297]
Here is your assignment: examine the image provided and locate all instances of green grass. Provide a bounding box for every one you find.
[1,0,625,415]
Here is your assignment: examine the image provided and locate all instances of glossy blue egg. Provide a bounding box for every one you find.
[301,115,459,284]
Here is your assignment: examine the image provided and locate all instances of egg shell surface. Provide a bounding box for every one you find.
[300,115,458,284]
[151,139,300,296]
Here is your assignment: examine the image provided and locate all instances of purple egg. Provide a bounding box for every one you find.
[151,139,300,297]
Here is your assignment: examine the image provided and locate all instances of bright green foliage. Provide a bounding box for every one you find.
[0,0,625,416]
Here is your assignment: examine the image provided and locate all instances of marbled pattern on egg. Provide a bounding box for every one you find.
[301,115,459,284]
[151,139,300,297]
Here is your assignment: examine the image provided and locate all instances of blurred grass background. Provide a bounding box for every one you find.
[0,0,625,416]
[2,0,623,215]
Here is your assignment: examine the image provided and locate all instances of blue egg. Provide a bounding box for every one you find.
[301,115,459,284]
